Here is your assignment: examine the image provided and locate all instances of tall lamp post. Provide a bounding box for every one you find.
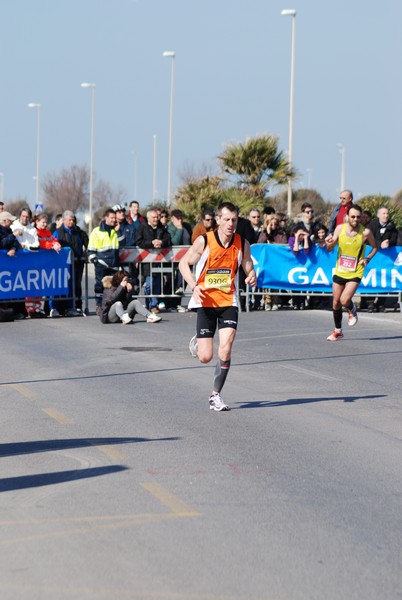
[163,51,175,208]
[81,82,96,234]
[281,9,296,217]
[0,172,4,204]
[27,102,41,208]
[153,133,157,201]
[337,143,345,191]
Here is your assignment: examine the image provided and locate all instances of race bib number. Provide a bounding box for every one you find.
[205,269,232,293]
[339,254,358,272]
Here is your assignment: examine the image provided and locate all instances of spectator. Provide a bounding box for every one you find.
[248,208,262,243]
[88,209,120,315]
[126,200,144,236]
[257,214,287,244]
[368,207,398,249]
[313,223,328,248]
[311,223,330,309]
[113,205,131,247]
[288,223,312,310]
[367,206,398,312]
[191,208,216,243]
[361,210,372,227]
[11,207,39,250]
[159,209,169,230]
[100,271,161,325]
[328,189,353,234]
[262,205,275,219]
[167,209,191,246]
[0,211,20,256]
[299,202,317,239]
[25,213,62,319]
[0,201,4,211]
[166,209,192,302]
[36,213,62,251]
[257,215,286,311]
[136,208,171,313]
[54,210,88,315]
[50,213,63,233]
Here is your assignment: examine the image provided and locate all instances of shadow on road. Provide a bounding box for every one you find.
[233,394,387,410]
[0,436,180,457]
[0,465,128,493]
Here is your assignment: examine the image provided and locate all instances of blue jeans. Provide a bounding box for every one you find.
[145,274,161,309]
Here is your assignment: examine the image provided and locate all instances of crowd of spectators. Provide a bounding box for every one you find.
[1,193,401,321]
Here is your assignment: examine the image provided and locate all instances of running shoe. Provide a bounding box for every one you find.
[121,313,132,324]
[348,302,358,327]
[147,313,162,323]
[189,335,198,358]
[209,393,230,411]
[326,329,344,341]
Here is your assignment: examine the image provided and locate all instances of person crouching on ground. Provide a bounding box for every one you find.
[100,271,162,325]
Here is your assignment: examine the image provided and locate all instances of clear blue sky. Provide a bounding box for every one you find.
[0,0,401,210]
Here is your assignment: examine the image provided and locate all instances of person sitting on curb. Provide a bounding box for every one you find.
[100,271,162,325]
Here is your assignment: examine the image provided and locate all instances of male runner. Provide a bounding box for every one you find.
[179,202,256,411]
[325,204,377,341]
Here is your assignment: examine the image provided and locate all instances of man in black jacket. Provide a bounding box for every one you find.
[367,206,398,312]
[54,210,88,314]
[136,208,171,312]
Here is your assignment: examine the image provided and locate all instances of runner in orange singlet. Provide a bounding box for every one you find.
[179,202,256,411]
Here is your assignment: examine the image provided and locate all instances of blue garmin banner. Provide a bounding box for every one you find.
[0,248,71,299]
[251,244,402,293]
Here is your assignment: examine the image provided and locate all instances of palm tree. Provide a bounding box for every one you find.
[218,134,296,199]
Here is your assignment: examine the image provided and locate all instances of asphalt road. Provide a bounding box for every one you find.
[1,307,402,600]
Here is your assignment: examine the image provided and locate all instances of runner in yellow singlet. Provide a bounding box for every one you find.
[179,202,256,411]
[325,203,377,341]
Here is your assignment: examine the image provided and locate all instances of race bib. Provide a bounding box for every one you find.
[205,269,232,292]
[339,254,358,272]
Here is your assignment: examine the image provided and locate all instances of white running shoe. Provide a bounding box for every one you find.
[50,308,61,318]
[158,302,166,311]
[189,335,198,358]
[121,313,132,324]
[209,393,230,411]
[348,302,358,327]
[147,313,162,323]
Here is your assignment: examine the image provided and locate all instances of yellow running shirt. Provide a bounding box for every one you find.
[334,223,366,280]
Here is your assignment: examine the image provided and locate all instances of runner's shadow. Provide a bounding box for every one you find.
[0,465,127,493]
[368,336,402,341]
[233,394,386,409]
[0,437,180,458]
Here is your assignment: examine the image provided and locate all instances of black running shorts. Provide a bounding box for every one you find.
[333,274,361,285]
[196,306,239,338]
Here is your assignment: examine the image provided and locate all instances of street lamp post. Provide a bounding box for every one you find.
[153,133,157,201]
[27,102,41,208]
[0,172,4,204]
[163,51,175,208]
[281,9,296,217]
[337,143,345,191]
[81,82,96,234]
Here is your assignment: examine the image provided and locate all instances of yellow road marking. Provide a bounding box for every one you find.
[140,481,201,516]
[41,408,74,425]
[95,445,127,461]
[0,513,189,545]
[9,383,34,397]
